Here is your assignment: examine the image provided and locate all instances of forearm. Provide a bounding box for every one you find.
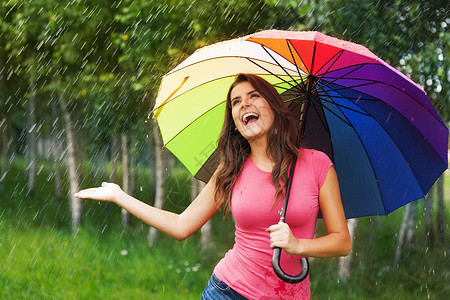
[296,232,351,258]
[75,178,219,242]
[114,192,189,241]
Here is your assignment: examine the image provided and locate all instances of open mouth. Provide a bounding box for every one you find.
[242,112,260,125]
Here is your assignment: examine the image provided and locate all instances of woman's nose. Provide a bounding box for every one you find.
[240,96,251,108]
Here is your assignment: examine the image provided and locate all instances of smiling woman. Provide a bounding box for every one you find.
[230,81,274,144]
[215,74,300,213]
[75,73,351,300]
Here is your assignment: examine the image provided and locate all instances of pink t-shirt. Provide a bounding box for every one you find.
[214,149,333,299]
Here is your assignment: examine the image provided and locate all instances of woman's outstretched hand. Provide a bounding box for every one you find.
[74,182,123,203]
[266,222,302,256]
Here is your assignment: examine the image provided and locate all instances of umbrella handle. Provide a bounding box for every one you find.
[272,247,309,284]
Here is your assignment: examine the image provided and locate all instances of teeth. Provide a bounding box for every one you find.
[242,112,259,124]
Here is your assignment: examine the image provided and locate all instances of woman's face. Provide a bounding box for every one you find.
[230,81,274,143]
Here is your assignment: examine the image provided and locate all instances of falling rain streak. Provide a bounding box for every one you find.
[0,0,448,299]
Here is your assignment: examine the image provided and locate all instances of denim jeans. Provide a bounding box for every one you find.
[200,273,248,300]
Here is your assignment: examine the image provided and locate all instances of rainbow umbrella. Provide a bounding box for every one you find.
[153,30,448,282]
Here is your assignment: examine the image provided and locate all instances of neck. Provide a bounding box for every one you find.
[249,138,274,172]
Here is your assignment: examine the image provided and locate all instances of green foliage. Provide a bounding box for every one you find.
[311,210,450,299]
[0,1,448,298]
[1,0,447,164]
[1,159,449,299]
[285,0,449,122]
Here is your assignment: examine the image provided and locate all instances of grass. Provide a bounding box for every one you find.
[0,222,211,299]
[0,157,449,299]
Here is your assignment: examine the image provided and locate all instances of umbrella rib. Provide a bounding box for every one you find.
[259,45,306,93]
[323,96,387,214]
[319,101,353,127]
[316,93,379,102]
[311,64,367,93]
[320,84,445,195]
[315,50,345,83]
[157,55,304,109]
[286,39,308,88]
[273,82,302,92]
[309,96,331,133]
[246,57,304,93]
[310,42,317,75]
[316,65,446,127]
[318,78,447,127]
[283,94,306,105]
[319,98,372,116]
[316,81,379,93]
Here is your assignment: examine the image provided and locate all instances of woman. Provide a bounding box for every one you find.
[75,74,351,299]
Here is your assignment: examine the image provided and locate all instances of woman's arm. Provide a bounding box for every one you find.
[74,172,220,241]
[267,166,352,257]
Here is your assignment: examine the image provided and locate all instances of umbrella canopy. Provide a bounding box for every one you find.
[153,30,448,219]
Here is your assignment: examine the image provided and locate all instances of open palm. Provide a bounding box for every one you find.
[74,182,123,203]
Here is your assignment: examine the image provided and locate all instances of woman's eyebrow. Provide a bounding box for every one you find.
[231,95,241,102]
[231,90,258,102]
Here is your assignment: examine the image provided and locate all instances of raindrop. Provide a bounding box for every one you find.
[0,172,7,182]
[28,124,37,133]
[37,165,44,176]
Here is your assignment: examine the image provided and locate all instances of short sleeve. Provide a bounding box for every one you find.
[313,150,334,189]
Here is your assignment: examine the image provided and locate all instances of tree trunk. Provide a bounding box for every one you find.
[26,81,37,198]
[106,136,120,212]
[53,135,62,204]
[51,101,62,204]
[338,218,357,281]
[0,119,8,189]
[110,136,119,183]
[121,133,130,228]
[191,178,211,251]
[148,123,165,247]
[394,201,418,266]
[129,136,136,197]
[406,201,417,247]
[424,186,435,247]
[60,96,81,232]
[436,175,445,246]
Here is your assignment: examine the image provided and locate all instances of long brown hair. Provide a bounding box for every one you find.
[214,73,299,216]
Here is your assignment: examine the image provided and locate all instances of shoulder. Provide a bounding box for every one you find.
[299,148,334,188]
[299,148,332,163]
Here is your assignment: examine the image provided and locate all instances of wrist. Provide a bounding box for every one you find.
[295,239,305,256]
[112,190,124,205]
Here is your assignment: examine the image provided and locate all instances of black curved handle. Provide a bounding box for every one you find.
[272,247,309,284]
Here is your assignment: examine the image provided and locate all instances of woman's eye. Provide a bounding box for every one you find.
[231,99,240,106]
[251,93,260,98]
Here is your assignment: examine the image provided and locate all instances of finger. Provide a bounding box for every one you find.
[270,240,287,249]
[74,187,106,199]
[74,188,98,197]
[270,231,289,242]
[265,224,283,232]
